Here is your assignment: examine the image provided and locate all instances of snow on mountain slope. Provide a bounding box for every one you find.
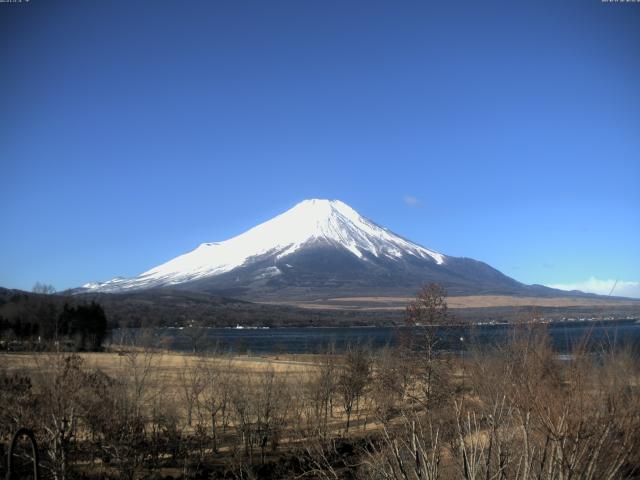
[82,199,446,293]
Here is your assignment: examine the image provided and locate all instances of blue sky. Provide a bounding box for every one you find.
[1,0,639,296]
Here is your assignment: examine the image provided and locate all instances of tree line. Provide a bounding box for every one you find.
[0,287,108,351]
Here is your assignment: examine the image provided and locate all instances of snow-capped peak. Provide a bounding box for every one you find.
[81,199,445,292]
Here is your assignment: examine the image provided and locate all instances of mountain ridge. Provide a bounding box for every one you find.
[77,199,594,301]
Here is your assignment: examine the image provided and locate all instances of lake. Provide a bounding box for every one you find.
[112,319,640,354]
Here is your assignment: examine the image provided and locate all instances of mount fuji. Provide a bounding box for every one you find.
[79,199,560,300]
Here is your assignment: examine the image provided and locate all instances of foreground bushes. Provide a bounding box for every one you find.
[361,326,640,480]
[1,324,639,479]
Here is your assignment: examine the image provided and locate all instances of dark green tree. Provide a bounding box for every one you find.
[59,302,108,351]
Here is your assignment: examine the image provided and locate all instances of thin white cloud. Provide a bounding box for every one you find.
[547,277,640,299]
[403,195,422,207]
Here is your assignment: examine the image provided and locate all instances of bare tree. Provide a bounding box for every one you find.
[254,367,291,464]
[98,381,148,480]
[32,282,56,295]
[120,347,158,418]
[300,435,345,480]
[177,358,205,427]
[404,283,454,410]
[0,371,34,442]
[362,413,443,480]
[201,355,233,452]
[305,347,337,438]
[337,344,371,433]
[95,345,160,479]
[34,354,85,480]
[181,322,208,354]
[230,371,255,461]
[371,346,405,423]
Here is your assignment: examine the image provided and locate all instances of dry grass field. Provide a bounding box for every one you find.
[0,351,316,375]
[0,351,323,424]
[0,350,362,435]
[272,294,640,310]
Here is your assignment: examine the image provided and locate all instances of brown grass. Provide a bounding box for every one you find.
[267,294,640,310]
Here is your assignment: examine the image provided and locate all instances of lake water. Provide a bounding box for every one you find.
[113,319,640,354]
